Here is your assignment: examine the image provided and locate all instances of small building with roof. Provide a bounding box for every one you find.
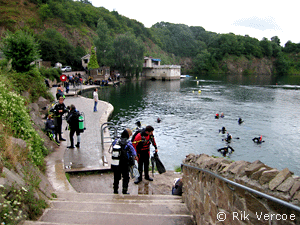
[143,57,181,80]
[81,54,90,69]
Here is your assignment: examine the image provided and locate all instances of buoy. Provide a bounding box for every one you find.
[192,90,194,93]
[198,90,201,93]
[196,77,197,79]
[196,81,199,85]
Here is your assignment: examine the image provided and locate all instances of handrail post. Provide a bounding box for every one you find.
[100,122,118,165]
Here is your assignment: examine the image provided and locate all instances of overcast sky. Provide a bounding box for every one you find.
[89,0,298,46]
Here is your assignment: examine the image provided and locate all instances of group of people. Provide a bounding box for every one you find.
[63,73,83,93]
[216,116,264,157]
[111,123,158,195]
[45,95,83,148]
[217,127,235,157]
[49,84,160,195]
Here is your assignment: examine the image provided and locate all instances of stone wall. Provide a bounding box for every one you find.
[143,65,181,80]
[182,154,300,225]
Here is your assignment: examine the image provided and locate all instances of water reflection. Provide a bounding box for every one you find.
[81,76,300,175]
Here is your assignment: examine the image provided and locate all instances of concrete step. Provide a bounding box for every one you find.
[56,192,183,203]
[23,193,195,225]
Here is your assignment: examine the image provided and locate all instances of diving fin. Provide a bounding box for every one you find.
[153,152,166,174]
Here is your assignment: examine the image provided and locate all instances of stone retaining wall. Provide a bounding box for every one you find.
[182,154,300,225]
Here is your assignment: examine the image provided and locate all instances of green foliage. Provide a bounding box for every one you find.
[260,37,273,57]
[0,30,40,72]
[274,52,291,77]
[38,29,84,69]
[283,41,300,53]
[3,0,300,76]
[193,49,214,73]
[174,166,182,172]
[0,184,48,224]
[113,32,145,77]
[0,185,28,224]
[94,18,113,67]
[0,77,49,167]
[39,66,61,81]
[151,22,198,57]
[9,68,52,101]
[87,46,99,69]
[38,3,52,21]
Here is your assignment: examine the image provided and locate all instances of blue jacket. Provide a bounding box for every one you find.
[112,139,137,159]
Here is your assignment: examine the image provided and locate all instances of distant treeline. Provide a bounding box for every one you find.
[15,0,300,75]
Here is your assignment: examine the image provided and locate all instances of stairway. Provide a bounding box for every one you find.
[23,192,195,225]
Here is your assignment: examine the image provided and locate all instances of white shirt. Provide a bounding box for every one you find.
[93,91,98,102]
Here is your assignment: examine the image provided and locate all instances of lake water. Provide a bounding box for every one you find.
[82,76,300,175]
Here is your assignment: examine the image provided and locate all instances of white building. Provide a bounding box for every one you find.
[81,54,90,69]
[143,57,181,80]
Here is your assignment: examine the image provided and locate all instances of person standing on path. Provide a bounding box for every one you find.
[66,104,81,148]
[51,96,68,144]
[132,125,158,184]
[93,88,98,112]
[112,128,137,194]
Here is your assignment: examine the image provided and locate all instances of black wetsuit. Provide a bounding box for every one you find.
[51,102,68,142]
[252,137,264,143]
[238,118,244,124]
[218,146,235,157]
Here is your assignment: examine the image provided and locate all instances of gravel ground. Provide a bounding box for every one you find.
[68,170,182,195]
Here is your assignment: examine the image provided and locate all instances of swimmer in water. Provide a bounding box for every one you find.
[215,113,219,119]
[218,145,235,157]
[238,118,244,124]
[224,132,232,143]
[253,135,264,144]
[219,127,226,134]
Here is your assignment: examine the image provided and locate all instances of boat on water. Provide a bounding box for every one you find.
[180,75,190,78]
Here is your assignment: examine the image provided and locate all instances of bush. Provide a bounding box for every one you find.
[10,68,52,102]
[0,30,40,72]
[39,66,61,82]
[0,75,49,168]
[0,183,48,224]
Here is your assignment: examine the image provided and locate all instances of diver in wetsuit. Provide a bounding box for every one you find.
[238,118,244,124]
[218,145,235,157]
[219,127,226,134]
[253,135,264,144]
[224,132,232,143]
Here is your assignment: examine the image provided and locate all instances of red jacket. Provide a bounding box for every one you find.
[132,131,157,152]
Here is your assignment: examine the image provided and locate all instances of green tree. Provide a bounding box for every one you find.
[113,32,144,77]
[38,29,84,69]
[283,41,300,53]
[271,36,281,46]
[193,49,214,73]
[87,46,99,69]
[274,52,290,76]
[94,18,113,67]
[260,37,272,57]
[1,30,40,72]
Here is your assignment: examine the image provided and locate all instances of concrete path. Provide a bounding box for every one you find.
[23,84,195,225]
[47,85,114,192]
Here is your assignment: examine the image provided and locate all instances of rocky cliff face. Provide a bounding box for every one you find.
[223,56,274,75]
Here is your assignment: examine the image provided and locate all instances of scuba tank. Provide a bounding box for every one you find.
[111,144,121,166]
[78,112,85,133]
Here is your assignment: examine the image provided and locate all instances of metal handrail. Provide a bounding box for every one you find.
[100,122,118,152]
[181,163,300,212]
